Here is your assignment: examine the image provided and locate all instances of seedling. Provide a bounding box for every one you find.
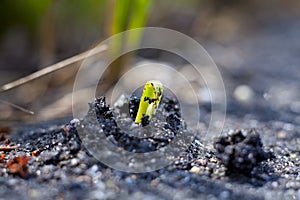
[135,80,163,124]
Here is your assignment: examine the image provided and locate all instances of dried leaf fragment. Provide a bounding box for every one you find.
[6,155,30,178]
[0,145,18,151]
[31,150,41,156]
[0,153,5,162]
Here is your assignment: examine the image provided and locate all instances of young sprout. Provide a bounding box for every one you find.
[135,80,163,124]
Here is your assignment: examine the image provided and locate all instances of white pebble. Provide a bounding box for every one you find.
[233,85,254,103]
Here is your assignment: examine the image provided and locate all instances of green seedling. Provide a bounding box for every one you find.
[135,80,163,124]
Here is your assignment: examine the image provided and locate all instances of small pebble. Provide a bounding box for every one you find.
[70,158,79,166]
[190,166,201,173]
[233,85,254,103]
[219,190,230,199]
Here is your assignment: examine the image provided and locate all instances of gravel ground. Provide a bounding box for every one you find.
[1,16,300,200]
[0,93,299,200]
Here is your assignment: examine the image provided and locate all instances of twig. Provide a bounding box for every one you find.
[0,145,18,151]
[0,99,34,115]
[0,44,107,93]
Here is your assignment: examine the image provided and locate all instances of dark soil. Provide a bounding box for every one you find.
[0,93,299,200]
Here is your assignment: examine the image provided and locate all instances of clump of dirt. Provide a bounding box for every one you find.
[214,129,272,174]
[86,95,185,153]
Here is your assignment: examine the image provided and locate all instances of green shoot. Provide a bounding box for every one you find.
[135,80,163,123]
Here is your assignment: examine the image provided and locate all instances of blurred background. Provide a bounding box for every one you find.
[0,0,300,124]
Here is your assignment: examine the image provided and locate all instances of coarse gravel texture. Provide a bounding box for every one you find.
[0,92,299,200]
